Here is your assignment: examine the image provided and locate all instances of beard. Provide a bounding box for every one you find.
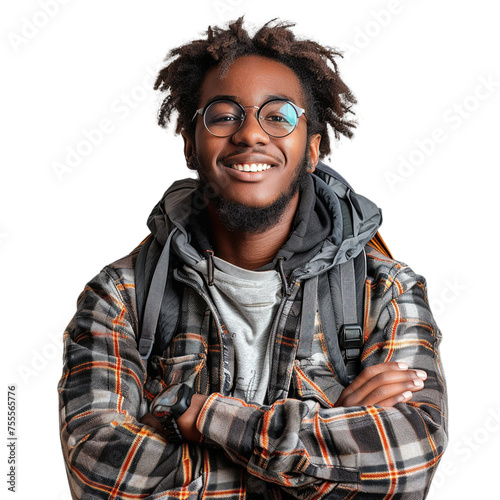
[190,151,311,234]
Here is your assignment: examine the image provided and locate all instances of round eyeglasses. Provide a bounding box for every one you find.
[192,98,306,138]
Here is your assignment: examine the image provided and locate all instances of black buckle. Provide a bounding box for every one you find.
[340,324,363,361]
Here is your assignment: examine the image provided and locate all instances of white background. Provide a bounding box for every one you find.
[1,1,498,498]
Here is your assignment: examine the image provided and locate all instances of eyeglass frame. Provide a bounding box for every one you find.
[191,98,307,138]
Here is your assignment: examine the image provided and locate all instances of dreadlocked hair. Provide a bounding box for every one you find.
[154,17,357,158]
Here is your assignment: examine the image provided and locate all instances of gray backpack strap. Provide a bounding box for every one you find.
[135,235,154,328]
[338,199,365,384]
[339,259,364,383]
[138,228,178,362]
[296,275,319,359]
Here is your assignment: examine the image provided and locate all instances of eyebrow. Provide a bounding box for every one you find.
[203,94,298,106]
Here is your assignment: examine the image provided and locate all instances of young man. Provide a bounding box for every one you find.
[58,18,447,499]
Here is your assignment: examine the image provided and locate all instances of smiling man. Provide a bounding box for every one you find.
[58,18,447,499]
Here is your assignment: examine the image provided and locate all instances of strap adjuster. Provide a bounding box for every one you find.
[340,324,363,361]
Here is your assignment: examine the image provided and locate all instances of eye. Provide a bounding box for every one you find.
[265,114,287,123]
[208,113,240,124]
[204,100,244,127]
[260,101,297,127]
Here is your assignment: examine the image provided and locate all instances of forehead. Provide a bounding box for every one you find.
[198,55,306,106]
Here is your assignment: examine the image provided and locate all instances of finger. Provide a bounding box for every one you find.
[338,370,426,407]
[343,368,426,405]
[361,377,426,406]
[377,390,414,408]
[140,413,167,436]
[342,362,410,395]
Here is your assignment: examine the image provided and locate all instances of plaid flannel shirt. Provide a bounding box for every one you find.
[58,244,447,499]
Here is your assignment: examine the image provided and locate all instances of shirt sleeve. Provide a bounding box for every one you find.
[196,261,448,498]
[58,266,203,499]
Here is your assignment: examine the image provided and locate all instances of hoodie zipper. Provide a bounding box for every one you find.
[264,279,300,403]
[173,269,234,396]
[174,266,300,402]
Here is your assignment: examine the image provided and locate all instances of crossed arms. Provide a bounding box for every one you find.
[58,251,447,498]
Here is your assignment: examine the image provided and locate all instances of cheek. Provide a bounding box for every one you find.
[194,133,220,164]
[282,137,308,165]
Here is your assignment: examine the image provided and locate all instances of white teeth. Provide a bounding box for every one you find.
[229,163,272,172]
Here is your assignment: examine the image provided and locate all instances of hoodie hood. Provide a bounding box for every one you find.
[146,161,382,279]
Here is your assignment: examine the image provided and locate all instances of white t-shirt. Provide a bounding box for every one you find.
[194,256,282,404]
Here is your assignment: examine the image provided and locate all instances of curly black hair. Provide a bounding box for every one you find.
[154,17,357,159]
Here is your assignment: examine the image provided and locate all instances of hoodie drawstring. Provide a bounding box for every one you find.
[277,256,290,296]
[205,249,214,286]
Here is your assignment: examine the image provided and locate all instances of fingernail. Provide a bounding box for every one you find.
[398,362,408,369]
[413,379,424,387]
[402,391,412,399]
[416,370,427,379]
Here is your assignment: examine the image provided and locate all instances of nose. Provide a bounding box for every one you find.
[230,106,270,147]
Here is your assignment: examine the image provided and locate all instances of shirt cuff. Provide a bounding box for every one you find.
[196,393,265,460]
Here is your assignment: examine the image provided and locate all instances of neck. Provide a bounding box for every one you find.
[206,193,299,270]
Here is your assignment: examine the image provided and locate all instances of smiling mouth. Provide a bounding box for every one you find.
[225,163,275,172]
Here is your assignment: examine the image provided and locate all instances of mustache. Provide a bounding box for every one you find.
[222,147,268,156]
[220,148,281,164]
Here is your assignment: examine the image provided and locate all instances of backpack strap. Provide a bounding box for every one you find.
[339,260,364,384]
[296,275,318,359]
[135,228,179,364]
[135,235,153,328]
[338,198,365,384]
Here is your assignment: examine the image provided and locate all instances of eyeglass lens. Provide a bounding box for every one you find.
[203,100,299,137]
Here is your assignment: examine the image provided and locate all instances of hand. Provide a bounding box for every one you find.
[335,362,427,408]
[140,412,168,438]
[177,394,208,442]
[139,394,208,443]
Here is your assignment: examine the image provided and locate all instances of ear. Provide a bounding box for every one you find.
[307,133,321,172]
[181,130,197,170]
